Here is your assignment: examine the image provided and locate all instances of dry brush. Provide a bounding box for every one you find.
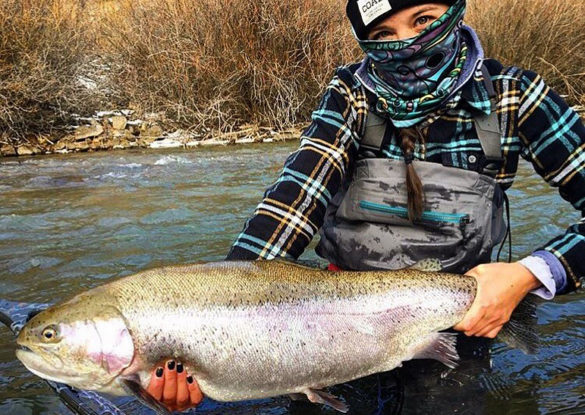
[1,0,583,146]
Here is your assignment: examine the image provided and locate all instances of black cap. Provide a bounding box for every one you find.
[346,0,457,40]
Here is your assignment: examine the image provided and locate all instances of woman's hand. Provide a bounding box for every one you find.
[146,360,203,412]
[453,262,542,338]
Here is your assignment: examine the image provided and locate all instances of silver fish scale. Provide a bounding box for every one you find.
[97,261,476,401]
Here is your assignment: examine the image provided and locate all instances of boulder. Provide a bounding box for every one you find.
[16,145,34,156]
[149,138,182,149]
[141,124,163,139]
[53,138,70,151]
[0,144,17,157]
[75,124,104,141]
[72,140,90,152]
[110,116,128,130]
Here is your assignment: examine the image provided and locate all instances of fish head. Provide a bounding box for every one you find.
[15,292,135,392]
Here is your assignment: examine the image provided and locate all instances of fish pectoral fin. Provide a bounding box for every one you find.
[120,377,172,415]
[498,297,539,354]
[412,331,460,369]
[303,388,349,413]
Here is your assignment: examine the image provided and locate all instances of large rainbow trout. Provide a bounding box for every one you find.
[15,261,535,414]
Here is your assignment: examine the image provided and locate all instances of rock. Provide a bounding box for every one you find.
[199,138,229,147]
[112,134,132,149]
[110,116,127,130]
[235,137,255,145]
[113,128,136,141]
[53,138,69,151]
[141,124,163,139]
[75,124,104,141]
[0,144,17,157]
[89,137,106,151]
[72,140,90,152]
[16,145,34,156]
[149,138,182,149]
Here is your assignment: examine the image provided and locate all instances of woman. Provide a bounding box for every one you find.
[148,0,585,410]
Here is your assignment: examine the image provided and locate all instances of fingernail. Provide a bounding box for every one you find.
[167,360,175,370]
[187,376,193,384]
[177,362,184,373]
[156,367,163,377]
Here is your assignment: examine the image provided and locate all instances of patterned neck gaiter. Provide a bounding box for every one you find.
[358,0,467,127]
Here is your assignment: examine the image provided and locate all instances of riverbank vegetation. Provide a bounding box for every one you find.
[1,0,584,153]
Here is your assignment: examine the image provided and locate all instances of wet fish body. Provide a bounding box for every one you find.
[15,261,525,412]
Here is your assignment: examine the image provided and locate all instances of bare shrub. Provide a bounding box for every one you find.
[0,0,102,145]
[104,0,584,136]
[101,0,361,135]
[2,0,583,146]
[467,0,585,105]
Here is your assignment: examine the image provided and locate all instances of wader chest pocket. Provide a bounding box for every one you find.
[358,201,470,227]
[317,159,505,273]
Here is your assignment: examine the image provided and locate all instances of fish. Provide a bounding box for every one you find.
[15,260,536,414]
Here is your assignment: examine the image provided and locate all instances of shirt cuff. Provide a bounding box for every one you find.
[532,250,568,294]
[519,255,556,300]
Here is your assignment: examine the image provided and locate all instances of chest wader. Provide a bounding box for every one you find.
[316,65,508,274]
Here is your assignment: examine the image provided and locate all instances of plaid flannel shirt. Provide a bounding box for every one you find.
[227,58,585,293]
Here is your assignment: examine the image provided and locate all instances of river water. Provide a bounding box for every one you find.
[0,143,583,415]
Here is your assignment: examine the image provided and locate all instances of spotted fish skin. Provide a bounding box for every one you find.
[16,260,477,404]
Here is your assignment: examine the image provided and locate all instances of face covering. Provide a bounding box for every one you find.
[358,0,467,127]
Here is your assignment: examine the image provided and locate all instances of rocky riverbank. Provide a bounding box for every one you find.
[0,110,302,157]
[2,106,584,158]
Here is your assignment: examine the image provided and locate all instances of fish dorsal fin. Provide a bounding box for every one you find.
[269,258,323,271]
[408,259,443,272]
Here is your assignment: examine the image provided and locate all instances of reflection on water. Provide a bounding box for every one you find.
[0,144,583,415]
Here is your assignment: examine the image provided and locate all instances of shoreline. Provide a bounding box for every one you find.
[2,106,584,158]
[0,110,304,158]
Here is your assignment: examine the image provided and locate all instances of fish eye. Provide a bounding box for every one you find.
[41,325,60,343]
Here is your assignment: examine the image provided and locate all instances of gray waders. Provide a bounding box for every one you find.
[316,64,507,274]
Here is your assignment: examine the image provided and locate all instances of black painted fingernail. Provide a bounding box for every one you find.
[187,376,193,384]
[177,362,184,373]
[156,367,163,377]
[167,360,175,370]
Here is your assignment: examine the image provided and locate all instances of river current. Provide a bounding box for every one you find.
[0,143,583,414]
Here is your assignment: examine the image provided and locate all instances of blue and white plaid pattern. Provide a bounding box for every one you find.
[227,59,585,292]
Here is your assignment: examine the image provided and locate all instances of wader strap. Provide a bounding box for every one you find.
[360,64,504,177]
[474,64,504,177]
[361,111,387,152]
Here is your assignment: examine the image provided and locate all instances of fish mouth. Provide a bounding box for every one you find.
[16,344,33,353]
[16,347,74,385]
[16,345,66,375]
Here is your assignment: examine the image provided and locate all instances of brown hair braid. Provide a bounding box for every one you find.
[398,127,426,222]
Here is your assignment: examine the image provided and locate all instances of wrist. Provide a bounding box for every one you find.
[513,262,542,292]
